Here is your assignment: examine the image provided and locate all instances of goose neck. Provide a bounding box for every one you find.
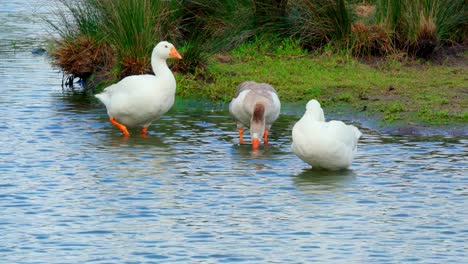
[151,57,170,75]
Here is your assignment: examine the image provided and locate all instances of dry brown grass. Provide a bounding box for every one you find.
[351,22,393,57]
[120,57,151,78]
[406,12,437,58]
[50,36,114,79]
[418,13,437,41]
[355,4,375,19]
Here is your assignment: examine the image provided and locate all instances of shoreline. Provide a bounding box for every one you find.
[329,107,468,137]
[173,48,467,133]
[283,102,467,138]
[51,44,468,137]
[171,97,468,138]
[308,102,468,137]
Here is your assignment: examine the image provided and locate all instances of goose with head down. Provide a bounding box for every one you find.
[292,99,362,170]
[95,41,182,136]
[229,81,281,149]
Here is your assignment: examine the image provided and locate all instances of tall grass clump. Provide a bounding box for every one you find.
[172,0,256,74]
[177,0,293,52]
[376,0,467,57]
[48,0,184,88]
[350,22,393,57]
[349,3,393,57]
[375,0,403,33]
[428,0,467,43]
[48,0,112,81]
[91,0,179,77]
[285,0,351,49]
[399,0,467,43]
[250,0,289,34]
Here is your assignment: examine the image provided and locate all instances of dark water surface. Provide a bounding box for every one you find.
[1,1,467,263]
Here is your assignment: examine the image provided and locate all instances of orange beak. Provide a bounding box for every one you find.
[169,46,182,59]
[252,138,260,150]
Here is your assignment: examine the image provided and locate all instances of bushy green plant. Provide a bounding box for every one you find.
[48,0,102,41]
[376,0,467,57]
[375,0,403,33]
[48,0,181,81]
[423,0,467,42]
[96,1,176,56]
[47,0,114,80]
[350,22,393,57]
[178,0,256,49]
[95,0,180,76]
[286,0,351,48]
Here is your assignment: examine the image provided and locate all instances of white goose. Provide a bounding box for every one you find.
[95,41,182,136]
[292,99,362,170]
[229,81,281,149]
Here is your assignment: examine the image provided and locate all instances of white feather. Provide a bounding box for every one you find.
[292,99,362,170]
[95,41,179,129]
[228,81,281,132]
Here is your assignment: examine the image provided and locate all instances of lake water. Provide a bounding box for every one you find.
[1,1,467,263]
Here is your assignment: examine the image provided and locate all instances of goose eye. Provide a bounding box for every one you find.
[164,45,168,48]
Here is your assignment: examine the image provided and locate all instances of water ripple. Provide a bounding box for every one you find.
[1,1,468,263]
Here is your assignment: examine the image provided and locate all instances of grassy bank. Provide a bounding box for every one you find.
[176,38,467,125]
[48,0,467,79]
[47,0,467,126]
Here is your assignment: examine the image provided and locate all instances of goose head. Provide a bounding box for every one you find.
[250,103,266,149]
[152,41,182,60]
[305,99,325,122]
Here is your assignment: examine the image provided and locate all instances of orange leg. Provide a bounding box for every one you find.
[141,127,148,135]
[238,129,244,144]
[110,117,130,137]
[263,130,269,145]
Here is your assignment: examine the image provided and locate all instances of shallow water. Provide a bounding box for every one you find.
[1,2,467,264]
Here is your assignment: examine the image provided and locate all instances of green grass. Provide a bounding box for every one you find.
[48,0,102,41]
[376,0,467,43]
[176,39,468,125]
[48,0,466,83]
[93,0,175,66]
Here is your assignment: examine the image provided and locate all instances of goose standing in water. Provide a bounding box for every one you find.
[292,99,362,170]
[229,81,281,149]
[95,41,182,136]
